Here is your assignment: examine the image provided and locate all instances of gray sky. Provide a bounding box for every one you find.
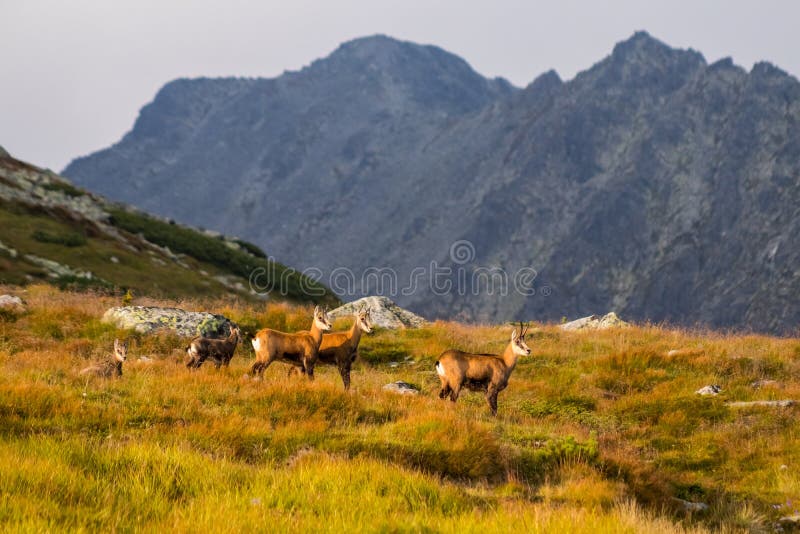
[1,0,798,171]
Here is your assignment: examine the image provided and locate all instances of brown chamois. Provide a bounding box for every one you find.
[186,325,241,369]
[435,323,531,415]
[299,305,372,389]
[250,306,332,379]
[80,339,128,378]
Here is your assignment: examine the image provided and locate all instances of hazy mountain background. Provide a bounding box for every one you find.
[63,32,800,333]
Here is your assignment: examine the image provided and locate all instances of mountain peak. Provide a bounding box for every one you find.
[611,31,704,65]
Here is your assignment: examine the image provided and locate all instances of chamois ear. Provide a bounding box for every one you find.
[314,305,320,316]
[511,328,518,341]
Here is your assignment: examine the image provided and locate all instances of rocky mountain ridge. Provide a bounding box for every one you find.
[63,33,800,332]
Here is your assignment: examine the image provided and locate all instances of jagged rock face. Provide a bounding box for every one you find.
[65,32,800,333]
[102,306,236,338]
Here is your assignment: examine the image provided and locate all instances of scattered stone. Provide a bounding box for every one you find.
[328,296,427,329]
[560,312,629,331]
[751,379,779,389]
[780,464,789,470]
[382,381,420,395]
[779,513,800,524]
[696,385,722,396]
[102,306,236,337]
[673,498,709,512]
[24,254,94,279]
[0,294,25,311]
[138,356,154,363]
[727,400,795,408]
[0,240,18,258]
[666,348,702,357]
[110,256,119,264]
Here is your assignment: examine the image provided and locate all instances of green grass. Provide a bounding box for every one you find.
[1,286,799,531]
[31,229,88,247]
[107,207,336,305]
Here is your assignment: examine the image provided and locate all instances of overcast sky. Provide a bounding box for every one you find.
[1,0,798,171]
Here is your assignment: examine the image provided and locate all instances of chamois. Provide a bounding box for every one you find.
[80,339,128,378]
[186,325,241,369]
[250,306,332,379]
[301,305,372,390]
[435,323,531,415]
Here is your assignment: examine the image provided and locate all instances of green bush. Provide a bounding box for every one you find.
[107,208,336,304]
[41,180,85,198]
[31,229,87,247]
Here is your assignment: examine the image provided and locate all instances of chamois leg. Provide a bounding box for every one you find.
[287,366,305,378]
[486,386,499,416]
[338,363,351,391]
[438,378,451,399]
[189,354,207,370]
[449,382,462,402]
[250,358,273,377]
[303,358,315,381]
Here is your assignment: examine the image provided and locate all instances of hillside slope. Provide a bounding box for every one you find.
[1,286,799,531]
[0,149,336,304]
[63,32,800,332]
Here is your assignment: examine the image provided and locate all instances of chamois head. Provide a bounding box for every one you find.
[355,306,373,334]
[228,325,241,340]
[510,322,531,356]
[113,339,128,362]
[314,306,332,332]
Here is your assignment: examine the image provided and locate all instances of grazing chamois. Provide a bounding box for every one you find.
[309,305,372,389]
[435,323,531,415]
[250,306,332,379]
[186,325,241,369]
[80,339,128,378]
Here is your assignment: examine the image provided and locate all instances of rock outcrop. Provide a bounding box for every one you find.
[382,381,420,395]
[560,312,629,331]
[328,296,427,329]
[102,306,236,337]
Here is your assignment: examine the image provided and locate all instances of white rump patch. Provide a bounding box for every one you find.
[252,338,260,352]
[435,361,445,377]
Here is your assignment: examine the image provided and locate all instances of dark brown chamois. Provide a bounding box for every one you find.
[250,306,332,380]
[80,339,128,378]
[435,322,531,415]
[186,325,241,369]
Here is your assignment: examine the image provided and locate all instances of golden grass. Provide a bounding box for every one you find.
[1,285,799,531]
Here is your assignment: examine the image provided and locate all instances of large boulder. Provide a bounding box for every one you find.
[102,306,235,337]
[560,312,629,331]
[328,296,427,329]
[0,294,25,312]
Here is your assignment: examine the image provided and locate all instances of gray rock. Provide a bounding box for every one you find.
[0,145,8,158]
[102,306,236,337]
[560,312,629,331]
[751,379,780,389]
[673,498,709,512]
[23,254,94,279]
[696,385,722,396]
[779,513,800,524]
[329,296,426,329]
[0,240,17,258]
[727,400,795,408]
[0,294,25,311]
[382,381,420,395]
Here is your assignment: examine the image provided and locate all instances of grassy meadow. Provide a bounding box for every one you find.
[1,285,800,532]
